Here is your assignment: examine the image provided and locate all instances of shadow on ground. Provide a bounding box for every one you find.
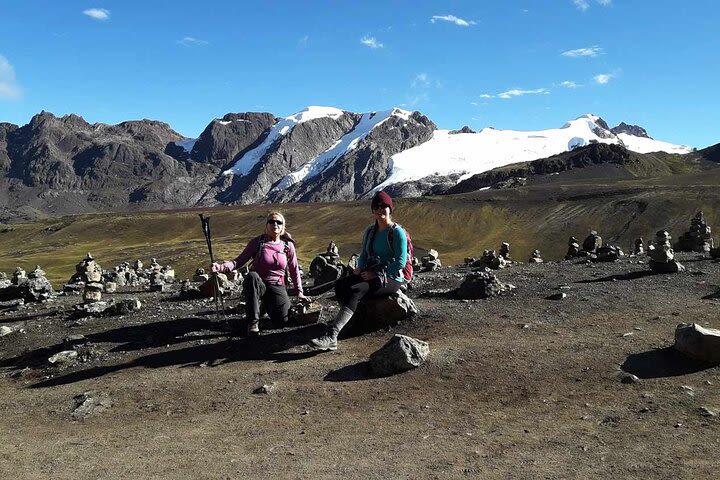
[576,271,658,283]
[21,320,327,389]
[621,347,718,378]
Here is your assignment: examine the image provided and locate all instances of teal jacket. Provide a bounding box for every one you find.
[358,223,408,282]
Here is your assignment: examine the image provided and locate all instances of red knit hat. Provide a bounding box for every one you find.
[371,191,393,213]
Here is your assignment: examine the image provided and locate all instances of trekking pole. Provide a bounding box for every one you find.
[199,214,226,321]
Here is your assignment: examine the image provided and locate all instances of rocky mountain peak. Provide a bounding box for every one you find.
[611,122,651,139]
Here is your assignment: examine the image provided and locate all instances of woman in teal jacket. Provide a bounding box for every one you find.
[310,191,408,351]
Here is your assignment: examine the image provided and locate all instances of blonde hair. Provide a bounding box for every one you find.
[265,211,295,244]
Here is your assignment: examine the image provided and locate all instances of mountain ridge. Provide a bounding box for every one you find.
[0,107,706,221]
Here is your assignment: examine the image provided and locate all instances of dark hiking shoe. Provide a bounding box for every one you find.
[309,334,338,351]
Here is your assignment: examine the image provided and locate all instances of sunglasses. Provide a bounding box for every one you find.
[373,204,390,211]
[267,219,284,226]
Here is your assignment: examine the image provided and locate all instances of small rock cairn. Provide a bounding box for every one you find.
[675,211,714,253]
[632,237,644,256]
[565,236,580,259]
[309,240,346,287]
[528,250,543,263]
[648,230,685,273]
[0,265,54,303]
[421,249,441,272]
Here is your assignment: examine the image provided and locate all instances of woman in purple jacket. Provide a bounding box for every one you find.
[212,212,306,335]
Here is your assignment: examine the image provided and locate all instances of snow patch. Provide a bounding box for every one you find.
[271,109,400,192]
[372,114,691,191]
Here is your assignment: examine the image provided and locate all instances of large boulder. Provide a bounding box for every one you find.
[347,291,417,334]
[674,323,720,363]
[369,334,430,376]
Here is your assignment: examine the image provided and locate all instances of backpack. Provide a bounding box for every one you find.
[366,223,414,282]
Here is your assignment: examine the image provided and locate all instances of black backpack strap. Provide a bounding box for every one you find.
[250,234,265,271]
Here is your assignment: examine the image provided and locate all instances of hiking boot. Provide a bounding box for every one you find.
[247,319,260,336]
[309,332,338,351]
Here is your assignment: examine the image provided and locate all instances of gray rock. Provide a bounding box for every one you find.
[620,373,640,384]
[71,391,112,420]
[107,298,142,316]
[253,383,276,395]
[674,323,720,363]
[699,406,717,417]
[48,350,78,365]
[369,334,430,376]
[0,325,13,336]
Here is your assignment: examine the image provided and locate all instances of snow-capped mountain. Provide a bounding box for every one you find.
[0,107,704,218]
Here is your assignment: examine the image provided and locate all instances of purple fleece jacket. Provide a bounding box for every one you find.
[215,236,303,294]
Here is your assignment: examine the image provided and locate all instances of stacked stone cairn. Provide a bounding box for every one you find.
[581,230,603,256]
[455,268,510,299]
[675,211,714,253]
[147,257,176,291]
[632,237,645,256]
[565,236,580,259]
[0,272,9,289]
[348,253,359,271]
[421,249,441,272]
[528,250,543,263]
[648,230,685,273]
[499,242,511,260]
[472,249,506,270]
[0,265,54,303]
[309,241,346,288]
[192,268,210,282]
[592,245,624,262]
[82,254,104,303]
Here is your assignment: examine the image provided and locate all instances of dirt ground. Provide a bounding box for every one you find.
[1,253,719,479]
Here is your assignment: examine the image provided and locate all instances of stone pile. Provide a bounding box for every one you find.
[499,242,511,260]
[528,250,543,263]
[675,211,714,253]
[64,253,106,303]
[309,241,347,288]
[591,245,624,262]
[632,237,644,256]
[455,269,509,299]
[421,249,441,272]
[0,272,9,289]
[648,230,685,273]
[192,268,210,283]
[0,265,54,303]
[582,230,603,254]
[565,236,580,259]
[471,249,506,270]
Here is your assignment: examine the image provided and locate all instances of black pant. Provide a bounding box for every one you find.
[334,274,375,312]
[243,272,290,324]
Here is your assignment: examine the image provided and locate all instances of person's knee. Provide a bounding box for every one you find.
[243,271,262,289]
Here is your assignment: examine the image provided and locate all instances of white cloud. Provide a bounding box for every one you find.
[562,46,603,58]
[574,0,611,10]
[178,37,209,46]
[360,36,384,49]
[412,73,429,88]
[559,81,580,89]
[83,8,110,20]
[430,15,476,27]
[470,102,479,106]
[0,55,22,100]
[298,35,309,48]
[497,88,549,99]
[479,93,494,99]
[593,73,613,84]
[573,0,589,10]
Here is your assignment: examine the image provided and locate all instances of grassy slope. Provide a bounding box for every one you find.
[1,170,719,286]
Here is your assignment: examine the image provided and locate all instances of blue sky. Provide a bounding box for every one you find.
[1,0,718,147]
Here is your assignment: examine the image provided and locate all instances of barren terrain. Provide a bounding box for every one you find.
[1,252,719,479]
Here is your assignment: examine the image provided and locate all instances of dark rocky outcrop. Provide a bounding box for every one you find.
[611,122,651,139]
[189,112,276,168]
[449,125,475,134]
[269,111,436,203]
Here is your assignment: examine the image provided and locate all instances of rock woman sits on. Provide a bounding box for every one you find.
[212,211,306,335]
[310,191,409,351]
